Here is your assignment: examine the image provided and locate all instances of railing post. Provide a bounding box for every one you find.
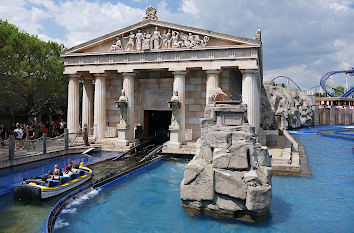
[84,123,89,146]
[64,128,69,150]
[9,135,15,160]
[43,133,47,155]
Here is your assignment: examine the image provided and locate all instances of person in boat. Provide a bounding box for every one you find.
[41,173,51,182]
[64,162,73,174]
[54,164,60,174]
[71,163,80,173]
[51,169,60,180]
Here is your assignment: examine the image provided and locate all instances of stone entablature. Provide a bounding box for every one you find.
[63,47,259,67]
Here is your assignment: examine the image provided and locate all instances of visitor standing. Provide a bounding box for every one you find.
[60,119,66,134]
[0,123,7,146]
[14,123,24,150]
[26,126,35,140]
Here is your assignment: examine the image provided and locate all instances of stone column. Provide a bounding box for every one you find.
[313,106,319,126]
[344,107,350,125]
[205,69,220,104]
[241,69,260,134]
[167,71,186,148]
[329,108,335,125]
[67,74,80,133]
[117,72,135,145]
[82,77,93,135]
[93,73,107,139]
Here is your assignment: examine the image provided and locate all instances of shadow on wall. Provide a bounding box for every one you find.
[260,82,277,130]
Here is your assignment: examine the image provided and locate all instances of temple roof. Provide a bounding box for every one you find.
[62,18,261,55]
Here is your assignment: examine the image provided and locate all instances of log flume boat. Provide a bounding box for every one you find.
[14,162,92,200]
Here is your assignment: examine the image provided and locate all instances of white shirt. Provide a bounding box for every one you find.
[14,128,23,139]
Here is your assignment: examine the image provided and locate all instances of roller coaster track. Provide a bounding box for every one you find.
[271,76,302,90]
[320,68,354,97]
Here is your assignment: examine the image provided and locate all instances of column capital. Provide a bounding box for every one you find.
[93,73,108,78]
[67,73,81,79]
[122,72,136,77]
[240,69,259,75]
[172,71,187,76]
[204,69,221,75]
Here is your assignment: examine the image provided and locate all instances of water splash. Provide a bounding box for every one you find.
[54,217,70,229]
[66,188,100,208]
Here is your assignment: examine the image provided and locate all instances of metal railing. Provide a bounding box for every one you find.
[0,127,89,161]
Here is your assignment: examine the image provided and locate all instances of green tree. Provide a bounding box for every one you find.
[0,20,66,115]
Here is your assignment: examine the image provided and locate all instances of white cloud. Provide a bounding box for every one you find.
[1,0,353,89]
[181,0,200,15]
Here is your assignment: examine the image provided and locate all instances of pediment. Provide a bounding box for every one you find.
[62,20,261,55]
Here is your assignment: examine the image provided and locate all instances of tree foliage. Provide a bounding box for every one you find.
[0,20,66,115]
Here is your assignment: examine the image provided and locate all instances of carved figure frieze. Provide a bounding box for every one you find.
[110,26,210,53]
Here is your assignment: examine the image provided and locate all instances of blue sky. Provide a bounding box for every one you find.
[1,0,354,89]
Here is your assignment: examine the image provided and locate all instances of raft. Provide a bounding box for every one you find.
[14,163,92,200]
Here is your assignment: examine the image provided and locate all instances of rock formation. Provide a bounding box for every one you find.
[180,102,272,222]
[262,81,313,130]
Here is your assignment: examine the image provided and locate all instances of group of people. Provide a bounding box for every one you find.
[0,119,66,150]
[41,161,81,182]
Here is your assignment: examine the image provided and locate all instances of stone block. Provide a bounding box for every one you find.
[206,131,231,149]
[214,169,246,200]
[245,185,272,213]
[228,144,249,170]
[188,117,201,125]
[257,166,272,185]
[189,77,202,84]
[186,84,196,91]
[212,148,230,169]
[216,195,244,212]
[180,164,215,201]
[183,159,206,185]
[189,104,202,112]
[257,146,271,167]
[186,98,195,104]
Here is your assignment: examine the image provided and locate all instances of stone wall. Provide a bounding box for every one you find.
[180,102,272,221]
[105,75,122,128]
[263,81,313,130]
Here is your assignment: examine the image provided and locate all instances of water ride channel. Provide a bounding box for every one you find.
[0,125,353,233]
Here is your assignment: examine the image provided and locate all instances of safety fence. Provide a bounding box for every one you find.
[0,128,89,162]
[44,155,164,233]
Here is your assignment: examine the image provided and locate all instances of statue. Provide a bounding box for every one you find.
[254,29,261,41]
[119,89,128,102]
[171,90,181,102]
[142,5,158,21]
[171,31,183,48]
[162,29,172,48]
[135,30,144,51]
[169,90,181,128]
[152,26,162,49]
[116,89,128,127]
[60,43,65,52]
[110,37,123,52]
[124,31,135,51]
[142,32,152,50]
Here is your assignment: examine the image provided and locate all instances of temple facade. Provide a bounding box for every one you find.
[62,6,263,150]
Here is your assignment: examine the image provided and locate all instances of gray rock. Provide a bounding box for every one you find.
[257,166,272,185]
[245,185,272,213]
[216,195,244,212]
[214,169,246,200]
[183,159,206,185]
[257,146,271,167]
[195,139,213,163]
[206,131,232,149]
[180,164,215,201]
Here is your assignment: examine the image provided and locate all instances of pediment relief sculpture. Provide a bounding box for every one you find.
[110,26,210,52]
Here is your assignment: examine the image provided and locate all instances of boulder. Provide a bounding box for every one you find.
[216,195,244,212]
[245,185,272,214]
[206,131,231,149]
[183,159,206,185]
[214,169,246,200]
[180,164,214,201]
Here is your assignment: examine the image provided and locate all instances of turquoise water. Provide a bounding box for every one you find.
[54,125,354,233]
[0,152,119,233]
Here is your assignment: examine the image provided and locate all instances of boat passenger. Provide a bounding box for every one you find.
[54,164,60,174]
[51,170,60,180]
[42,173,51,182]
[64,162,73,174]
[71,163,80,173]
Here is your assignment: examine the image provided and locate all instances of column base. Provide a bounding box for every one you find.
[117,128,130,146]
[167,129,182,149]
